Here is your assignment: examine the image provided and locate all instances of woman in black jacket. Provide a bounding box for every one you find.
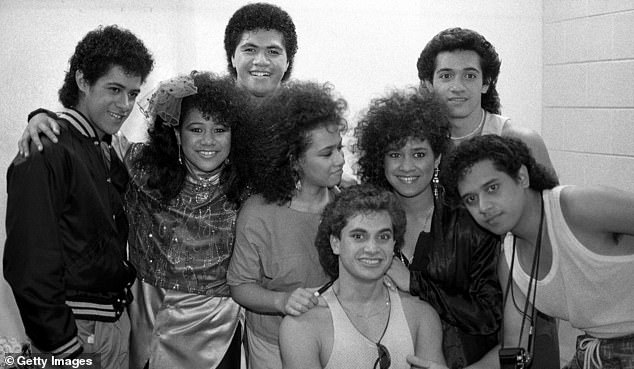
[354,87,502,368]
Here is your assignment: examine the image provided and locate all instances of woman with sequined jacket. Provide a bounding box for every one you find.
[122,71,249,369]
[354,87,503,369]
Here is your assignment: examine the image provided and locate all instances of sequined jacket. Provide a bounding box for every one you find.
[125,143,238,296]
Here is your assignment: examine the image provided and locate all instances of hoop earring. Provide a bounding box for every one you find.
[432,167,441,199]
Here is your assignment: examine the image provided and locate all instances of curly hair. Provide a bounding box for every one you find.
[134,71,250,203]
[224,2,297,82]
[58,25,154,108]
[315,184,406,279]
[416,27,501,115]
[354,87,451,190]
[233,80,347,205]
[443,135,558,202]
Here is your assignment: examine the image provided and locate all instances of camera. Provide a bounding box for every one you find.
[499,347,531,369]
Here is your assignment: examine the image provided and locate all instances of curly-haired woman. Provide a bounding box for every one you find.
[227,80,347,369]
[124,71,250,369]
[354,87,502,368]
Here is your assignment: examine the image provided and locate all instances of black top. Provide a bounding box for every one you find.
[408,197,503,366]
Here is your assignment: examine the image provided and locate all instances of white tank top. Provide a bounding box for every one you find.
[481,111,510,136]
[504,186,634,338]
[322,288,414,369]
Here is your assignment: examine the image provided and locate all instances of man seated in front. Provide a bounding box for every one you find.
[279,184,447,369]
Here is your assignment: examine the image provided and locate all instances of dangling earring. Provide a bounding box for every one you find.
[295,178,302,192]
[224,158,231,165]
[432,167,441,199]
[175,129,183,165]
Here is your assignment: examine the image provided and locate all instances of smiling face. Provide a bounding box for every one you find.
[458,159,529,235]
[231,29,289,98]
[75,65,142,138]
[425,49,489,123]
[384,137,439,201]
[331,211,395,281]
[176,108,231,178]
[297,125,345,191]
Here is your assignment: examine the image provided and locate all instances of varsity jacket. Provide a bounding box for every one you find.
[4,108,135,358]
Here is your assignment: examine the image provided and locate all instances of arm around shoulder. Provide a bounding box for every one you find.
[502,123,557,178]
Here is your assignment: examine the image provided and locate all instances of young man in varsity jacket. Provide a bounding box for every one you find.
[4,25,153,368]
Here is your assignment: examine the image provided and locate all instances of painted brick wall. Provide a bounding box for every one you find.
[542,1,634,362]
[542,0,634,192]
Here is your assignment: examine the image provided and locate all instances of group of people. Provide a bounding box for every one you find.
[4,2,634,369]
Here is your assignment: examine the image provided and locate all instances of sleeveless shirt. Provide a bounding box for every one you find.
[504,186,634,338]
[322,288,415,369]
[481,111,510,136]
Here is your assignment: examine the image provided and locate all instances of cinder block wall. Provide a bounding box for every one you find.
[542,2,634,362]
[542,1,634,192]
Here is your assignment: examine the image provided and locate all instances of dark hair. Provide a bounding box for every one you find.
[315,184,406,279]
[224,2,297,82]
[443,135,558,201]
[134,71,250,203]
[355,87,451,190]
[59,25,154,108]
[233,80,347,205]
[417,27,501,114]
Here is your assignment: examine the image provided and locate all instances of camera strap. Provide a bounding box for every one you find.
[501,194,544,360]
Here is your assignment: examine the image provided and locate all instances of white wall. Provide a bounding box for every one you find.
[541,0,634,363]
[542,0,634,192]
[0,0,542,339]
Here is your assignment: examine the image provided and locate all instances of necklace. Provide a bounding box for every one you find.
[335,289,391,318]
[186,172,221,204]
[451,110,486,141]
[333,287,391,340]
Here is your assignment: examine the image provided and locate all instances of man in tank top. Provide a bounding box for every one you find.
[440,135,634,369]
[417,27,556,176]
[279,184,447,369]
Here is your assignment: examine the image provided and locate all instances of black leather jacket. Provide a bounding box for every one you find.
[408,197,503,336]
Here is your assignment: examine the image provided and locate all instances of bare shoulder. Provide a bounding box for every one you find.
[559,185,634,226]
[281,303,331,333]
[501,122,546,148]
[280,304,332,369]
[501,122,556,174]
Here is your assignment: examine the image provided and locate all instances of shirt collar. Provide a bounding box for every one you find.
[58,108,111,144]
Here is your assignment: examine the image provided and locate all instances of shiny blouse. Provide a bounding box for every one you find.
[409,198,503,336]
[125,143,237,296]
